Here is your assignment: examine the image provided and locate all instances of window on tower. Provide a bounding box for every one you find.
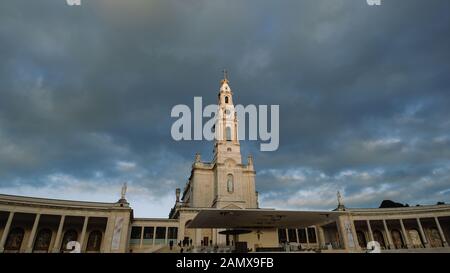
[225,96,229,103]
[226,126,232,141]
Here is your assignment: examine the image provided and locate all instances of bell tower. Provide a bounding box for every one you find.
[213,70,242,165]
[177,71,258,211]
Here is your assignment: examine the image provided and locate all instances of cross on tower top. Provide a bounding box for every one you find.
[222,69,229,84]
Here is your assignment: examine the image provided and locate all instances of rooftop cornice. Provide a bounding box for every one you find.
[0,193,131,210]
[346,204,450,214]
[132,218,179,222]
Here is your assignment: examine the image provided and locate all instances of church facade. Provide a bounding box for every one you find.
[1,77,450,253]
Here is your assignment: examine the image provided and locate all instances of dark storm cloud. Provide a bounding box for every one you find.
[0,0,449,216]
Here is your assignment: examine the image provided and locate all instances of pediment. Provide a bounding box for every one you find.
[222,204,242,209]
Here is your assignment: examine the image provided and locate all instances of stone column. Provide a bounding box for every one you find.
[305,228,310,247]
[102,216,115,252]
[139,226,144,249]
[120,215,131,253]
[26,214,41,253]
[0,211,15,253]
[399,219,411,249]
[317,226,326,249]
[435,217,448,247]
[79,216,89,252]
[336,218,348,250]
[177,224,184,247]
[350,221,361,251]
[212,228,217,246]
[195,228,202,246]
[366,220,374,242]
[52,215,66,253]
[416,218,430,248]
[165,227,168,245]
[382,219,394,249]
[216,228,226,246]
[337,216,359,251]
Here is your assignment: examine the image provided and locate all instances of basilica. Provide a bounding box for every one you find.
[1,76,449,253]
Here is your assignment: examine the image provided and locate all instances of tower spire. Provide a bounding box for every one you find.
[214,70,241,164]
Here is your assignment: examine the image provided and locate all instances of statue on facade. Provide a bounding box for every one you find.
[121,182,128,200]
[194,153,201,163]
[336,191,346,211]
[337,191,343,206]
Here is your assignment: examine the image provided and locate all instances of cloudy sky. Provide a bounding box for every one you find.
[0,0,449,217]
